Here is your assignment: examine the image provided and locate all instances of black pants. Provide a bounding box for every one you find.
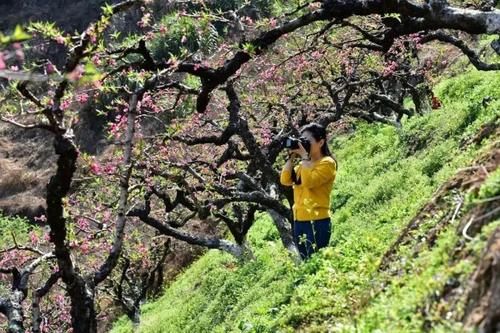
[293,218,331,260]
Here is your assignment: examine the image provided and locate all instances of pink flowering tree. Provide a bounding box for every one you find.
[117,0,500,262]
[0,1,155,332]
[0,1,499,332]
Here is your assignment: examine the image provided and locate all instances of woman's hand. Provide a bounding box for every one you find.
[294,142,309,160]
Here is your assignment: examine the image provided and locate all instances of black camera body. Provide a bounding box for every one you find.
[282,136,311,153]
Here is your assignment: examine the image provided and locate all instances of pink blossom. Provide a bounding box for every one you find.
[139,93,161,113]
[269,18,277,28]
[34,214,47,223]
[103,162,116,174]
[409,33,422,44]
[60,99,71,110]
[181,35,188,44]
[260,66,277,81]
[382,61,398,77]
[311,50,323,60]
[29,231,40,245]
[137,13,151,28]
[91,54,101,66]
[102,210,111,223]
[55,36,65,44]
[76,218,90,231]
[55,294,65,305]
[79,240,90,255]
[45,63,56,74]
[145,31,155,41]
[15,49,24,61]
[0,52,5,69]
[137,244,148,255]
[108,114,127,137]
[85,27,96,41]
[260,127,273,145]
[76,92,89,104]
[159,25,168,34]
[90,162,102,175]
[10,65,19,71]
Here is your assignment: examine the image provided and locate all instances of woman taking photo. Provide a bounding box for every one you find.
[280,122,337,260]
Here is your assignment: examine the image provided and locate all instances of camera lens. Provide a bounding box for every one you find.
[300,137,311,153]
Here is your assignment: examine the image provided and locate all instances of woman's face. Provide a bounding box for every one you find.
[301,130,324,156]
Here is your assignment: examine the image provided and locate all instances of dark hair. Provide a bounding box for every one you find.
[291,122,337,185]
[300,122,332,157]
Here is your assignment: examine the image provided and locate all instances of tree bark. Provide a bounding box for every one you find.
[267,209,300,260]
[46,134,98,333]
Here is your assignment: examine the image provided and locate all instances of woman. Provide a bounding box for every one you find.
[280,122,337,260]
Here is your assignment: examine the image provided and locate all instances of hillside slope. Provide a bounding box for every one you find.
[111,69,499,332]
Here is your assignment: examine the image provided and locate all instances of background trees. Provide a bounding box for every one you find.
[0,0,499,331]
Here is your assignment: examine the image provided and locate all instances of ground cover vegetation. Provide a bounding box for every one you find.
[0,0,499,332]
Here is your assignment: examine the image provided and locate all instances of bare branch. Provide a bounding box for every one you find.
[0,116,54,132]
[94,90,139,285]
[32,272,62,333]
[420,31,500,71]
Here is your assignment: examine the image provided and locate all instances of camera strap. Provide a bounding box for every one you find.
[291,165,301,185]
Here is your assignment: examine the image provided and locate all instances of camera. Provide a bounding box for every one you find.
[282,136,311,153]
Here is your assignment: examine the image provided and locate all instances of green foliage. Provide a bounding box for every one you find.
[477,168,500,200]
[111,71,499,332]
[0,213,32,298]
[28,21,66,44]
[242,42,257,55]
[400,70,500,155]
[207,0,281,16]
[467,167,500,203]
[149,14,220,61]
[0,212,31,247]
[0,25,31,45]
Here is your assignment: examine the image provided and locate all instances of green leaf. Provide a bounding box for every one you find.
[102,3,114,16]
[80,61,102,83]
[0,33,8,44]
[12,25,31,42]
[242,42,256,56]
[110,31,121,40]
[0,25,31,45]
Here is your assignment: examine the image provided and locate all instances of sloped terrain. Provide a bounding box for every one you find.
[111,70,499,332]
[0,123,54,219]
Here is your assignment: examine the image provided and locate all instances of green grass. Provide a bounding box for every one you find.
[0,212,31,246]
[0,212,32,299]
[111,70,499,333]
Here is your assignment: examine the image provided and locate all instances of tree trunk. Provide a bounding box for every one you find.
[267,209,300,259]
[68,278,97,333]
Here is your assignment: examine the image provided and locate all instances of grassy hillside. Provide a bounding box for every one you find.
[112,69,500,333]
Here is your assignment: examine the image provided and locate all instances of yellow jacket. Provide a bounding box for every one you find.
[280,156,336,222]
